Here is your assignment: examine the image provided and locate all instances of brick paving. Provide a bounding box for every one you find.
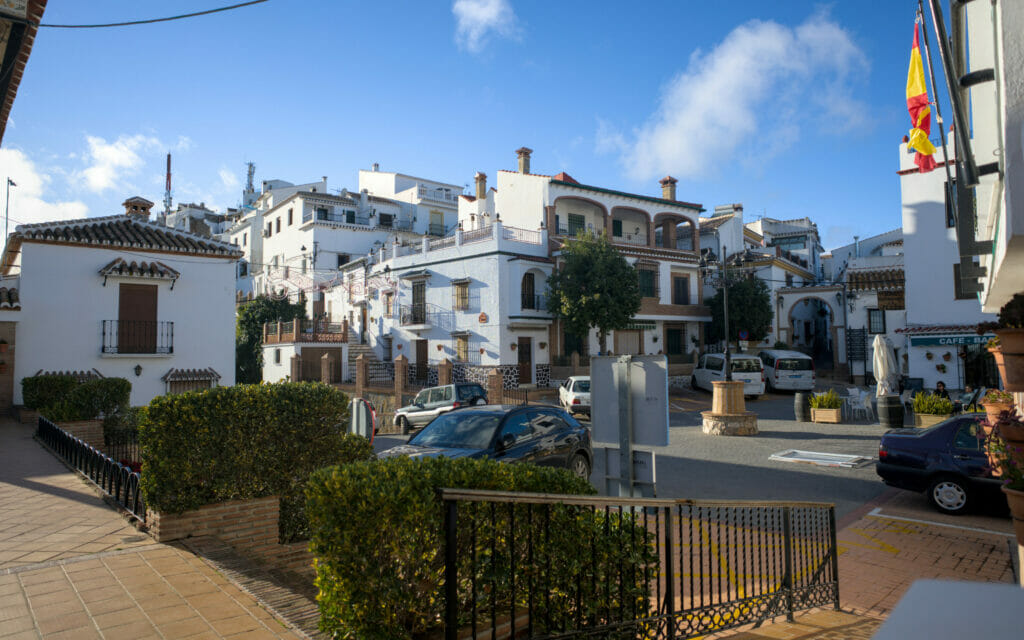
[0,418,306,639]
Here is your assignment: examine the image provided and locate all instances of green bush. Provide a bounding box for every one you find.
[809,389,842,409]
[306,456,656,639]
[913,391,953,415]
[139,382,353,542]
[22,375,77,410]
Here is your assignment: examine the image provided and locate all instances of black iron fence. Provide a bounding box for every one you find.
[442,490,838,640]
[36,417,146,522]
[367,360,395,385]
[521,293,546,311]
[101,320,173,354]
[502,387,531,405]
[104,427,141,468]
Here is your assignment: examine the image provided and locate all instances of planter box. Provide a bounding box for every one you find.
[810,408,842,424]
[914,413,951,428]
[17,407,38,424]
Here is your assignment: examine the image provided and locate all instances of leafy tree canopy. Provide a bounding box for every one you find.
[546,232,642,352]
[236,294,307,383]
[705,276,773,345]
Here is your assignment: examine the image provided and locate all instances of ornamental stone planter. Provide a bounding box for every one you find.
[992,328,1024,391]
[810,408,842,424]
[981,401,1015,426]
[701,381,758,436]
[914,413,952,428]
[1002,487,1024,547]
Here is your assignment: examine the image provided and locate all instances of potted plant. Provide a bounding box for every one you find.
[925,351,934,360]
[979,292,1024,391]
[985,412,1024,545]
[942,351,952,362]
[912,391,954,428]
[935,363,947,373]
[809,389,843,424]
[980,389,1015,426]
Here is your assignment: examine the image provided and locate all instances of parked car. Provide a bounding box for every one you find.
[692,353,765,398]
[393,383,487,432]
[379,404,593,479]
[758,349,815,392]
[876,412,1003,514]
[558,376,591,415]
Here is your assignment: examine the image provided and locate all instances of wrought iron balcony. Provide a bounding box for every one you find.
[399,303,455,331]
[102,320,174,354]
[521,293,547,311]
[428,223,447,236]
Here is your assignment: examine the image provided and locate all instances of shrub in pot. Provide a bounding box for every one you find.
[912,392,953,428]
[979,293,1024,391]
[980,389,1014,427]
[809,389,843,423]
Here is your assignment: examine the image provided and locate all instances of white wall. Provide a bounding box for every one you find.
[262,343,297,383]
[14,242,237,406]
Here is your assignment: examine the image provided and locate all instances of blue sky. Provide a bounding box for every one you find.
[1,1,941,249]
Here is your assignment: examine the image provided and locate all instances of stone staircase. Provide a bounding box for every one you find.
[345,343,379,381]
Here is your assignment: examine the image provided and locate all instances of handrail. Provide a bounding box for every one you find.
[438,488,836,510]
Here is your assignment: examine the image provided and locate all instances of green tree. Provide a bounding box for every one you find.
[546,232,642,353]
[236,294,307,383]
[705,276,773,347]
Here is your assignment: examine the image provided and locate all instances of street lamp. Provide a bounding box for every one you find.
[699,246,755,381]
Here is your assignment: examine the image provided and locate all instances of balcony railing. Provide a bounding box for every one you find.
[612,231,650,246]
[303,210,371,226]
[417,186,460,203]
[428,223,447,236]
[263,319,348,344]
[102,320,173,354]
[557,223,588,237]
[520,293,546,311]
[399,303,455,331]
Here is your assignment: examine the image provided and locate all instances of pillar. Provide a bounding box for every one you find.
[438,358,452,386]
[394,354,408,403]
[321,353,333,384]
[487,368,503,405]
[290,355,301,382]
[355,354,367,398]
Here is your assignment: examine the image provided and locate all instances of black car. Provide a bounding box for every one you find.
[378,404,593,479]
[876,412,1002,514]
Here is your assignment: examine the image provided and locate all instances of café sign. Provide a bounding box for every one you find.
[909,334,993,347]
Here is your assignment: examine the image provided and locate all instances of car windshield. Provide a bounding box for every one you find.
[573,380,591,392]
[731,359,762,373]
[409,412,502,449]
[777,359,812,371]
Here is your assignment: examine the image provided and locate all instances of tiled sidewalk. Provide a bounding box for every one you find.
[0,418,307,639]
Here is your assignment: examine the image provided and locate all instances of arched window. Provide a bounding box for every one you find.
[521,273,536,309]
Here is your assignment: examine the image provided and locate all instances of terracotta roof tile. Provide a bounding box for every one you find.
[99,257,180,281]
[161,367,221,382]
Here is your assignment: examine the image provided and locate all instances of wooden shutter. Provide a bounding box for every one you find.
[118,284,157,353]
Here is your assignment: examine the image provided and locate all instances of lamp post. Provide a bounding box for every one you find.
[699,246,754,382]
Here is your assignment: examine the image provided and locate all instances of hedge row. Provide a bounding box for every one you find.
[23,375,131,422]
[139,382,362,542]
[306,457,656,639]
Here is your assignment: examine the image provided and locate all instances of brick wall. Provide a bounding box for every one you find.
[58,420,105,451]
[146,496,314,578]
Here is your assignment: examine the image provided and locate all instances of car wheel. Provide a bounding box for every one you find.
[928,476,970,514]
[398,415,411,435]
[569,453,591,480]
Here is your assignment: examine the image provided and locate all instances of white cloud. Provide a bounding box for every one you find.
[609,12,868,181]
[218,167,240,191]
[0,148,88,226]
[78,134,161,193]
[452,0,518,53]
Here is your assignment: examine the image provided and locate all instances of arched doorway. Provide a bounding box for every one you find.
[777,286,846,371]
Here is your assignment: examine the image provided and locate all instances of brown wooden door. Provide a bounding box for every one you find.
[415,339,428,382]
[360,307,368,343]
[517,337,532,384]
[118,284,157,353]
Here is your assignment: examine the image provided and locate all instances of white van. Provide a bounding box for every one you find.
[692,353,765,398]
[757,350,815,391]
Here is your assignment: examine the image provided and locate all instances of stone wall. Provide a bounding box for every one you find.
[146,496,314,578]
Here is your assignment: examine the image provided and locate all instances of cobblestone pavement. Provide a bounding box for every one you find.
[0,418,305,639]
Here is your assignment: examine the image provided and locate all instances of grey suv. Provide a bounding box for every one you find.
[394,383,488,433]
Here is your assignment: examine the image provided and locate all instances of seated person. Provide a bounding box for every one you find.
[934,381,951,400]
[955,385,974,412]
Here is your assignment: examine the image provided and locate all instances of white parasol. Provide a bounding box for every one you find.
[872,334,899,396]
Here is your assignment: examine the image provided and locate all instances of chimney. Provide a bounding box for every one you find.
[516,147,533,174]
[122,197,154,220]
[659,176,678,201]
[360,189,369,209]
[854,235,860,258]
[372,162,380,172]
[475,172,487,200]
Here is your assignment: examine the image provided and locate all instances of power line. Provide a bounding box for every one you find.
[12,1,268,29]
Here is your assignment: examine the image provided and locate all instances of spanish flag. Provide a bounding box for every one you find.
[907,23,937,173]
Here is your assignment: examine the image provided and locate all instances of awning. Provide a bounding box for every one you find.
[398,269,431,280]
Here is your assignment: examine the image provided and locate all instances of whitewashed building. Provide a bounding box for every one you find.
[0,197,240,407]
[329,148,711,388]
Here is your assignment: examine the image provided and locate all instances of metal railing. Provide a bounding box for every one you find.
[105,428,140,468]
[502,226,542,244]
[399,303,454,330]
[428,223,447,236]
[613,231,650,246]
[36,417,146,522]
[429,235,457,251]
[442,491,839,640]
[367,360,395,385]
[101,320,173,354]
[556,223,588,237]
[521,293,546,311]
[501,387,530,405]
[461,225,493,244]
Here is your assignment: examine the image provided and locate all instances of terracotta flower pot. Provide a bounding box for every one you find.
[993,328,1024,391]
[981,401,1015,425]
[1001,486,1024,546]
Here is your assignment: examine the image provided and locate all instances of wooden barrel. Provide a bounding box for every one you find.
[877,395,904,429]
[794,392,811,422]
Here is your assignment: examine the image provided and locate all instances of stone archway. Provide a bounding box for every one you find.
[776,286,846,370]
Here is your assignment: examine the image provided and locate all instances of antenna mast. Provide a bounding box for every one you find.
[163,153,173,217]
[246,161,255,193]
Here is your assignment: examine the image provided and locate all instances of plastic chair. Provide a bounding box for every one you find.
[857,390,876,422]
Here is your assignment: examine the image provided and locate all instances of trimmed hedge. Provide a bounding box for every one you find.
[139,382,362,542]
[306,457,656,639]
[22,374,77,411]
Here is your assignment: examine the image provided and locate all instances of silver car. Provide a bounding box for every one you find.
[394,383,488,433]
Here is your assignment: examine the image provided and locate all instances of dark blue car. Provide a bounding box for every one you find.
[876,412,1002,514]
[378,404,593,479]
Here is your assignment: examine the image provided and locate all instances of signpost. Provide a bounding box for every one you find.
[591,355,669,497]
